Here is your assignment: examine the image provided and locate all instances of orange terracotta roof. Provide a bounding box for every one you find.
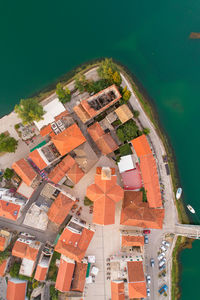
[40,124,53,137]
[34,264,48,281]
[67,163,85,184]
[86,167,124,225]
[60,155,76,173]
[140,155,162,208]
[48,193,74,225]
[131,134,152,157]
[71,262,87,292]
[87,123,118,155]
[111,281,125,300]
[55,227,94,262]
[0,236,6,251]
[121,235,144,247]
[48,155,76,184]
[0,259,8,277]
[12,241,39,261]
[127,261,146,299]
[12,158,37,186]
[55,259,75,292]
[55,109,69,121]
[87,123,105,142]
[52,123,86,156]
[29,149,47,170]
[7,279,27,300]
[120,191,164,229]
[0,200,21,221]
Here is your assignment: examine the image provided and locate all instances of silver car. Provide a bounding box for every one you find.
[147,288,150,297]
[146,275,151,285]
[158,252,165,261]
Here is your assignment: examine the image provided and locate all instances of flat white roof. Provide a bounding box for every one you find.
[118,155,135,173]
[17,181,34,199]
[20,258,35,277]
[34,98,66,131]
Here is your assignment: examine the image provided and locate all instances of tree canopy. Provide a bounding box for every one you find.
[116,120,139,142]
[97,58,118,82]
[3,168,14,180]
[143,127,150,135]
[0,133,18,153]
[75,74,89,93]
[56,83,71,104]
[15,98,44,125]
[112,71,122,86]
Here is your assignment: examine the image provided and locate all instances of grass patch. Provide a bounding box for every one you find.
[119,143,132,157]
[47,251,61,282]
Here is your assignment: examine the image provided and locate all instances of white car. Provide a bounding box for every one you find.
[146,275,151,285]
[147,288,150,297]
[159,260,165,268]
[160,245,167,252]
[162,240,170,247]
[158,252,165,261]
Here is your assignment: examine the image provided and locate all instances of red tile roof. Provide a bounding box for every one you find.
[29,149,47,170]
[120,191,164,229]
[48,193,74,225]
[40,124,54,137]
[66,163,84,184]
[55,109,69,121]
[86,167,124,225]
[55,226,94,262]
[7,279,27,300]
[12,158,37,186]
[0,200,21,221]
[0,259,8,277]
[34,264,48,281]
[127,261,146,299]
[55,259,75,292]
[12,241,39,261]
[111,281,125,300]
[52,123,86,156]
[0,236,6,251]
[87,123,118,155]
[131,134,152,157]
[71,262,87,292]
[121,235,144,247]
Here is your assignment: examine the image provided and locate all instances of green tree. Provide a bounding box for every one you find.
[0,249,10,264]
[133,110,140,118]
[84,197,93,206]
[112,71,122,86]
[15,98,44,125]
[0,134,18,153]
[97,58,118,82]
[122,89,131,101]
[143,128,150,135]
[10,262,20,277]
[116,120,139,142]
[3,168,14,180]
[75,74,89,93]
[56,83,71,104]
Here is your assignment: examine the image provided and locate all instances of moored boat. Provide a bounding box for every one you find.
[187,205,195,214]
[176,187,182,200]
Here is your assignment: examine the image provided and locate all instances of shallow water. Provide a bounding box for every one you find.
[1,1,200,298]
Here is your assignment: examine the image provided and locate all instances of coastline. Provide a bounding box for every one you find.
[0,58,191,299]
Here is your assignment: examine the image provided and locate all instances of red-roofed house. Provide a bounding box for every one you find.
[55,257,75,292]
[34,263,48,282]
[121,235,144,248]
[29,149,47,170]
[55,217,95,262]
[12,158,38,187]
[52,123,86,156]
[71,262,87,292]
[0,230,12,251]
[87,122,118,155]
[6,278,27,300]
[127,261,146,299]
[47,192,75,225]
[120,191,164,229]
[0,259,9,277]
[111,281,125,300]
[86,167,124,225]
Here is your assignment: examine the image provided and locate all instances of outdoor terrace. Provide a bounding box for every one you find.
[41,143,60,163]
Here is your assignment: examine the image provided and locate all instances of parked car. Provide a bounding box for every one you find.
[160,245,167,252]
[159,284,168,295]
[150,258,154,267]
[147,288,150,297]
[159,260,165,268]
[146,275,151,285]
[159,264,166,271]
[143,229,151,234]
[144,235,149,244]
[158,253,165,261]
[161,257,166,263]
[162,240,170,247]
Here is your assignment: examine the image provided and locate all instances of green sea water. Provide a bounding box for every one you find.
[0,1,200,298]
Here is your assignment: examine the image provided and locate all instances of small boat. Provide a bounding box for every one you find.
[176,188,182,200]
[187,205,195,214]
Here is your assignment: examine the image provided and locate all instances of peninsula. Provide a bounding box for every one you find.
[0,58,197,300]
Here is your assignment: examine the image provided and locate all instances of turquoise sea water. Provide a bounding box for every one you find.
[1,1,200,298]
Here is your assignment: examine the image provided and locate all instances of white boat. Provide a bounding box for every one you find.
[187,205,195,214]
[176,188,182,200]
